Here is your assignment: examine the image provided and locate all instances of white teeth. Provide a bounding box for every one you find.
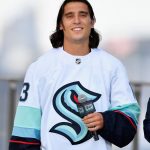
[73,28,82,31]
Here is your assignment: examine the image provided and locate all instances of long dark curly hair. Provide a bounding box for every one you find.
[50,0,101,48]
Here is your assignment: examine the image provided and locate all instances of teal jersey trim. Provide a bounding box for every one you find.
[14,106,42,130]
[109,103,140,125]
[12,126,40,140]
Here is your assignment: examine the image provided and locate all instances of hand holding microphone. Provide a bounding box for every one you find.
[82,112,104,134]
[77,94,104,141]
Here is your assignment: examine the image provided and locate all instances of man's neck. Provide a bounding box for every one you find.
[63,42,90,56]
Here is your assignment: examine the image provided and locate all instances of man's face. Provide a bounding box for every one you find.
[60,2,95,44]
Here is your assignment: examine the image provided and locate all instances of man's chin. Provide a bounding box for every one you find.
[71,37,87,43]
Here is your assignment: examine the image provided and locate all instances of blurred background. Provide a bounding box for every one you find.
[0,0,150,149]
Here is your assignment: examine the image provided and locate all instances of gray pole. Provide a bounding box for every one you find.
[7,80,17,149]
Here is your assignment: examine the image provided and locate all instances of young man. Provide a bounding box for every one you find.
[143,98,150,142]
[9,0,140,149]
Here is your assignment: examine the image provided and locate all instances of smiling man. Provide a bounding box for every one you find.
[60,1,95,53]
[9,0,140,150]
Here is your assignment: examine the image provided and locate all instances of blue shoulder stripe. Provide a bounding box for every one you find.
[14,106,41,130]
[12,126,40,140]
[109,103,140,126]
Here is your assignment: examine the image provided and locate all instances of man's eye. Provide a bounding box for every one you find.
[80,12,88,17]
[67,15,72,18]
[81,14,86,17]
[65,14,73,18]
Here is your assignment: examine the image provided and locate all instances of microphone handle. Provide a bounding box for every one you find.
[92,131,99,141]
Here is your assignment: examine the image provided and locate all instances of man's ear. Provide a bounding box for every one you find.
[59,23,63,30]
[91,19,95,28]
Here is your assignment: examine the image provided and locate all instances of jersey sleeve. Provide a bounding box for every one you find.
[143,98,150,142]
[9,63,41,150]
[98,61,140,147]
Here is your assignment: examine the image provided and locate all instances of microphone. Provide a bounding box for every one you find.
[77,94,99,141]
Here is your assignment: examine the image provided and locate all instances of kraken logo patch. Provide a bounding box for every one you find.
[50,81,101,145]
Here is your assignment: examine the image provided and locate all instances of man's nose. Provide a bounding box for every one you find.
[73,15,81,24]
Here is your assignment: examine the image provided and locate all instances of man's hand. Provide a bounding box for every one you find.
[82,112,104,131]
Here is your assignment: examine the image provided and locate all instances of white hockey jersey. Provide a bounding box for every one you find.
[10,47,140,150]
